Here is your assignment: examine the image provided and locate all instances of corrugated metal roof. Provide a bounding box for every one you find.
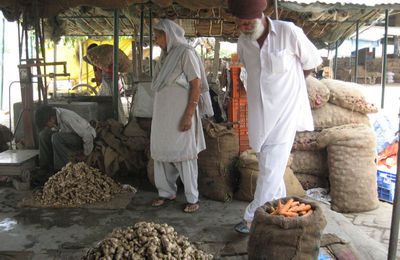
[280,0,400,7]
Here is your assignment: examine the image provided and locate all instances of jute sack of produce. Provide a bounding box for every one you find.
[85,44,131,73]
[317,124,379,213]
[198,119,239,202]
[248,197,327,260]
[321,79,378,114]
[291,150,328,177]
[306,76,330,109]
[235,150,304,201]
[293,131,322,151]
[312,103,370,130]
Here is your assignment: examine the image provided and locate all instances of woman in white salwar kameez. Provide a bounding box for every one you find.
[150,19,213,213]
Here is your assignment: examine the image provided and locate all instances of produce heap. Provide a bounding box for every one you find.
[34,162,124,207]
[84,222,213,260]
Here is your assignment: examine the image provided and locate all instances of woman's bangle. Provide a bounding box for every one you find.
[192,101,198,105]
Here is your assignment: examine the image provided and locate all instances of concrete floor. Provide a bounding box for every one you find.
[0,178,394,260]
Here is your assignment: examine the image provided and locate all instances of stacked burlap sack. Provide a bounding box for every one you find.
[290,149,329,190]
[317,124,379,213]
[291,78,378,196]
[312,78,376,130]
[197,119,239,202]
[87,119,149,176]
[235,150,305,202]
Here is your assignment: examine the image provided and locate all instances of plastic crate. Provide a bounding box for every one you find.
[230,66,247,98]
[377,170,396,203]
[227,97,250,153]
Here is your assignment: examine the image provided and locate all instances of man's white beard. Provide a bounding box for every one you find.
[243,19,265,41]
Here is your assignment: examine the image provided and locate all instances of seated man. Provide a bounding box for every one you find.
[35,105,96,173]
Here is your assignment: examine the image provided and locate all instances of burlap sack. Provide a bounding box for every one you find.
[198,120,239,202]
[284,168,306,198]
[87,120,148,176]
[306,76,330,109]
[291,150,328,177]
[293,131,322,151]
[248,197,327,260]
[321,79,378,114]
[294,173,329,190]
[86,44,131,73]
[235,151,304,202]
[317,124,379,213]
[312,103,370,130]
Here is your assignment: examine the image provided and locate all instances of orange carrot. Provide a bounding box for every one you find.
[276,200,283,212]
[302,209,313,217]
[280,199,294,213]
[281,211,299,217]
[298,211,307,216]
[290,204,311,213]
[290,201,300,208]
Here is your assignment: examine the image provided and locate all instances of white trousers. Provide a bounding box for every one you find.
[244,139,295,222]
[154,159,199,204]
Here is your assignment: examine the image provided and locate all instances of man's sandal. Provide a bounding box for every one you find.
[234,220,251,234]
[151,196,176,207]
[183,202,200,213]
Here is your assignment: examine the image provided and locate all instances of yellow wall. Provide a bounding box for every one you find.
[46,38,133,93]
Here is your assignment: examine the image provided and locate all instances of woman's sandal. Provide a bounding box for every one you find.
[183,202,200,213]
[151,196,176,207]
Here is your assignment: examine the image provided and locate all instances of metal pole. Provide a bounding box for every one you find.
[0,18,5,109]
[274,0,279,20]
[354,20,359,83]
[113,9,120,121]
[334,41,338,79]
[53,43,57,99]
[388,103,400,260]
[381,9,389,109]
[139,4,144,78]
[149,4,153,78]
[78,41,82,84]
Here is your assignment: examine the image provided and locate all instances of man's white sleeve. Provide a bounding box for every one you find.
[292,25,323,70]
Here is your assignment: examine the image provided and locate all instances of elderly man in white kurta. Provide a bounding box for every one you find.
[150,19,213,213]
[228,0,322,233]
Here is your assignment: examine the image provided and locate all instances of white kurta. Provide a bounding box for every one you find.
[238,17,322,152]
[150,48,206,162]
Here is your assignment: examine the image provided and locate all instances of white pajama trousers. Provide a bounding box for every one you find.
[244,139,294,222]
[154,159,199,204]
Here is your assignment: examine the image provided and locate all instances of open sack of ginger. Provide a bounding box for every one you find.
[19,162,136,209]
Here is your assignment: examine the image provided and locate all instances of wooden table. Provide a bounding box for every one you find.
[0,150,38,190]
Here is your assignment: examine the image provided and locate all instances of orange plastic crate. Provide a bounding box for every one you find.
[227,97,250,153]
[230,66,247,99]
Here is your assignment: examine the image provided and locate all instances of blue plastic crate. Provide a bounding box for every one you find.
[377,170,396,203]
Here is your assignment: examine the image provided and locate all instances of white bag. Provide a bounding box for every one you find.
[133,82,154,118]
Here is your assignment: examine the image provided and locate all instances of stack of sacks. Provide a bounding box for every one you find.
[292,77,378,192]
[87,119,149,176]
[290,148,329,190]
[235,150,305,202]
[313,78,377,130]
